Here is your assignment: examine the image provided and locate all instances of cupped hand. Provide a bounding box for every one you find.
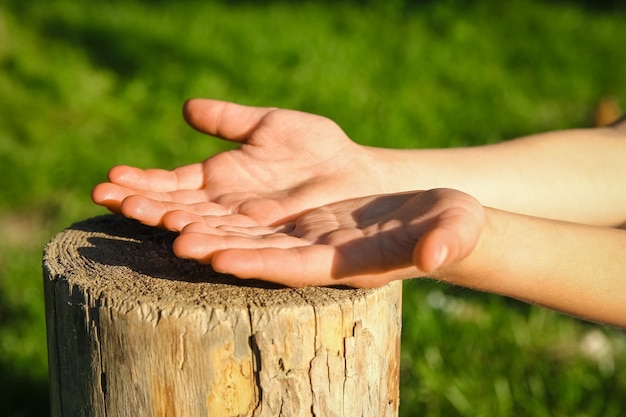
[91,98,383,229]
[172,189,485,288]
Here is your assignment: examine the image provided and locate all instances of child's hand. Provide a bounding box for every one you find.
[172,188,485,288]
[92,98,383,228]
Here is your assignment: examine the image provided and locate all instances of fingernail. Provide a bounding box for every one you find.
[432,245,448,270]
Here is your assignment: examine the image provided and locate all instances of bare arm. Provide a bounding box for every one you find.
[172,188,626,327]
[92,99,626,230]
[435,207,626,327]
[371,124,626,226]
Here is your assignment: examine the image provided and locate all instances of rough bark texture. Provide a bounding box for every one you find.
[43,215,402,417]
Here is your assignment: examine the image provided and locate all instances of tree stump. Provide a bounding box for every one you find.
[43,215,402,417]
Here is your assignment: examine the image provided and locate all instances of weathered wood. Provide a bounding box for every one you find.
[43,215,402,417]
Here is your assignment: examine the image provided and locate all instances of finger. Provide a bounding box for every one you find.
[180,222,277,237]
[211,246,336,287]
[168,212,263,232]
[163,210,205,232]
[173,231,230,262]
[200,213,261,228]
[121,195,231,227]
[214,247,415,288]
[180,223,234,237]
[92,181,205,213]
[413,208,484,273]
[180,222,226,234]
[108,164,204,192]
[183,98,277,142]
[91,182,136,212]
[173,232,306,263]
[413,229,453,273]
[217,224,287,237]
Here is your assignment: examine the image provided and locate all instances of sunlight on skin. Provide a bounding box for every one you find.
[92,98,384,228]
[164,210,260,231]
[90,99,626,325]
[93,99,626,235]
[172,189,485,288]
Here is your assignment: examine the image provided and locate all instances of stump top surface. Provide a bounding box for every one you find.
[43,215,376,311]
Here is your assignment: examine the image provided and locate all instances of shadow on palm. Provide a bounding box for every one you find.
[175,189,484,288]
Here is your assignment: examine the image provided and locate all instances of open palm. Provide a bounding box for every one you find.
[92,99,383,228]
[172,189,485,288]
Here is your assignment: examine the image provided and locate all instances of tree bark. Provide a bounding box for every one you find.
[43,215,402,417]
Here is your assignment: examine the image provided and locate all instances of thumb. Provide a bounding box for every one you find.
[413,211,484,274]
[182,98,276,142]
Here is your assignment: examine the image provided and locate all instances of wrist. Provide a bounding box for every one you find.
[364,146,433,194]
[361,145,395,194]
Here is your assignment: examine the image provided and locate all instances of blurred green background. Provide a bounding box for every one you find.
[1,0,625,416]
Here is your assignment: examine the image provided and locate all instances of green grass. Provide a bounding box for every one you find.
[1,0,625,415]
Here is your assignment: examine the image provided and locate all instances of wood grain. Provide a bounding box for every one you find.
[43,215,402,417]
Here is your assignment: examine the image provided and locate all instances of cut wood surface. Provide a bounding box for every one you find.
[43,215,402,417]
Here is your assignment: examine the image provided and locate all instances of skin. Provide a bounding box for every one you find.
[92,99,626,229]
[172,189,484,288]
[92,99,385,227]
[440,208,626,328]
[92,99,626,326]
[172,190,626,328]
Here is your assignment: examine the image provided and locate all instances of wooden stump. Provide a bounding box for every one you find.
[43,215,402,417]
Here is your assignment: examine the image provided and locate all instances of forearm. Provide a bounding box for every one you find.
[369,125,626,226]
[434,208,626,327]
